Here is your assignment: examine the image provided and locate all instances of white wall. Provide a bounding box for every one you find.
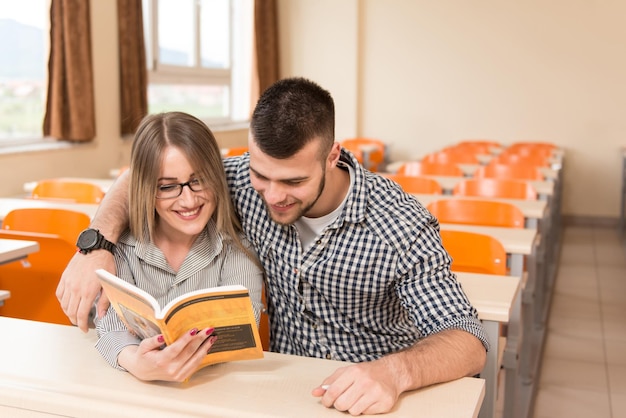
[278,0,626,219]
[1,0,623,220]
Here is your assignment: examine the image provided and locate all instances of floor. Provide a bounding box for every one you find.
[531,225,626,417]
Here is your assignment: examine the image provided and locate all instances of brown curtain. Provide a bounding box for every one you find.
[117,0,148,136]
[43,0,95,142]
[254,0,280,95]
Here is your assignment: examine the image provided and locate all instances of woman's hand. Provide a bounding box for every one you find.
[119,327,217,382]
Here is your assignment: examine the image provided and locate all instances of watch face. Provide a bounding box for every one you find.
[78,229,99,249]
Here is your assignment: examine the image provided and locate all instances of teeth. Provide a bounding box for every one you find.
[179,208,200,217]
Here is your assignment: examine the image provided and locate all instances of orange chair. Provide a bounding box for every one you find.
[2,208,91,246]
[494,153,550,167]
[508,141,557,152]
[31,179,105,204]
[0,208,91,325]
[451,140,502,155]
[439,230,507,275]
[385,174,443,194]
[222,146,249,157]
[396,161,464,177]
[453,178,538,200]
[341,138,387,172]
[422,151,480,165]
[0,230,76,325]
[427,199,525,228]
[474,164,544,181]
[259,287,270,351]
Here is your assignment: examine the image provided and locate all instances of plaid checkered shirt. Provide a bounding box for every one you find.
[223,150,489,362]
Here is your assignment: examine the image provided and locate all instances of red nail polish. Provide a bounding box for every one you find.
[205,327,215,335]
[157,335,164,343]
[207,336,218,354]
[190,328,198,336]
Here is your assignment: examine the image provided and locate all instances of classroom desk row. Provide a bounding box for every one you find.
[385,161,559,183]
[0,270,521,418]
[7,169,562,418]
[22,174,556,199]
[0,316,485,418]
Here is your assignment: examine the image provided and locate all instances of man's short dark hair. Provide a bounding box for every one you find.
[250,77,335,159]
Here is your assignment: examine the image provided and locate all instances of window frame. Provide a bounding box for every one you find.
[143,0,251,125]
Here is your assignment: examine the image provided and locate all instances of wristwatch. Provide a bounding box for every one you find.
[76,228,116,255]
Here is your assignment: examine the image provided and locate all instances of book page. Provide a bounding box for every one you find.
[96,269,163,339]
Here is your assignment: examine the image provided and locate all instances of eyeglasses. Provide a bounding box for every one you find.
[156,179,206,199]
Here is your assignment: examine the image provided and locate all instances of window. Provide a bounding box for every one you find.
[142,0,254,125]
[0,1,49,143]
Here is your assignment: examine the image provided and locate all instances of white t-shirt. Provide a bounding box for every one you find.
[294,164,355,250]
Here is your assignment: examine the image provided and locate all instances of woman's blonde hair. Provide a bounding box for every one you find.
[128,112,247,256]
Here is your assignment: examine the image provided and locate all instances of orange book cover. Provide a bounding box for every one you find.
[96,269,263,373]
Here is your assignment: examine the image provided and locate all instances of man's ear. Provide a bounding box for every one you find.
[327,142,342,168]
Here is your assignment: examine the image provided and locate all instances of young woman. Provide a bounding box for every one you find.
[94,112,263,382]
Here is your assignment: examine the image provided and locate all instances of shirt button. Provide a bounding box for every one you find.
[316,239,322,245]
[325,354,332,360]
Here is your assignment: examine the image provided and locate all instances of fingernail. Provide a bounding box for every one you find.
[207,336,218,354]
[321,385,330,391]
[157,335,164,343]
[205,327,215,335]
[190,328,198,336]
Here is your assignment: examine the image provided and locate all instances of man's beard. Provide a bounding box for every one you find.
[264,172,326,226]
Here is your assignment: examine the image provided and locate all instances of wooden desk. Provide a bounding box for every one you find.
[441,224,541,418]
[439,223,538,277]
[386,161,558,188]
[419,176,554,200]
[0,238,40,266]
[0,317,485,418]
[455,164,558,181]
[23,177,114,194]
[415,194,546,229]
[0,198,99,222]
[0,290,9,306]
[0,238,39,307]
[456,272,521,418]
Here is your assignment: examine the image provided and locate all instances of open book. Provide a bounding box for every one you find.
[96,269,264,372]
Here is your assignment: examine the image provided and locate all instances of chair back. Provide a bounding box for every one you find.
[453,178,538,200]
[422,151,480,165]
[397,161,464,177]
[508,141,556,152]
[341,138,387,172]
[474,164,543,181]
[31,179,105,204]
[2,208,91,246]
[222,146,248,157]
[452,140,502,154]
[494,153,550,167]
[0,230,76,325]
[427,199,525,228]
[439,230,507,275]
[385,174,443,194]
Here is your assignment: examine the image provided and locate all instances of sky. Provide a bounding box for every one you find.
[0,1,47,28]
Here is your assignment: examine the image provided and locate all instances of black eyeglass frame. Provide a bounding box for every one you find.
[155,179,205,199]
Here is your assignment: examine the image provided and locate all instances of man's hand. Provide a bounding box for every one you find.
[56,250,115,332]
[311,330,486,416]
[312,358,405,416]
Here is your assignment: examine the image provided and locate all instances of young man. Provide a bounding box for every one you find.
[58,77,488,415]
